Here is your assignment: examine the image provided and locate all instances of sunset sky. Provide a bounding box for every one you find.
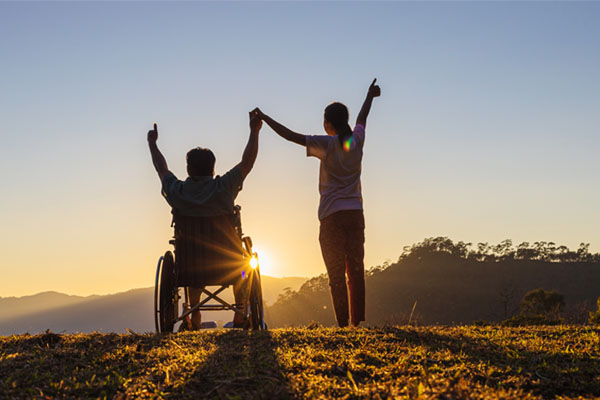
[1,2,599,297]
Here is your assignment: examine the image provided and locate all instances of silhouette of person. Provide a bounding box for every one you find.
[252,79,381,327]
[147,112,262,329]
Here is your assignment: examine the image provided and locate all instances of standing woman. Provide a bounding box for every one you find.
[252,79,381,327]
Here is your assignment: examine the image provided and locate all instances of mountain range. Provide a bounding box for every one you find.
[0,276,306,335]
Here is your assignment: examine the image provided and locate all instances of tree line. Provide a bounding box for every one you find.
[397,237,600,264]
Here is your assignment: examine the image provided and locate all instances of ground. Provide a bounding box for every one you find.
[1,325,599,399]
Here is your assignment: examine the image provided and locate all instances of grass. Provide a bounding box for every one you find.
[1,325,599,399]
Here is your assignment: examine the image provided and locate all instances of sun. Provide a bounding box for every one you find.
[252,247,274,276]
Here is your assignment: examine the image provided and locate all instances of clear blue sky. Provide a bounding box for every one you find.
[1,2,599,296]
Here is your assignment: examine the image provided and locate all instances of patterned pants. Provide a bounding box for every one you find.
[319,210,365,327]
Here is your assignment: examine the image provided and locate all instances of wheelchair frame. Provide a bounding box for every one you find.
[154,205,266,332]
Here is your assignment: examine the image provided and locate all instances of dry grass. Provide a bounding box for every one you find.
[1,325,599,399]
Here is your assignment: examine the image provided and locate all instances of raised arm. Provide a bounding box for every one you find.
[237,111,262,179]
[252,107,306,146]
[356,78,381,128]
[147,123,170,180]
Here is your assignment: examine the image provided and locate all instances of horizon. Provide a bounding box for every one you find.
[1,1,599,297]
[3,234,599,299]
[0,274,309,298]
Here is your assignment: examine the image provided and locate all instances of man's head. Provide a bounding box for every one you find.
[186,147,215,177]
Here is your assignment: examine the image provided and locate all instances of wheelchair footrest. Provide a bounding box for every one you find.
[196,305,243,311]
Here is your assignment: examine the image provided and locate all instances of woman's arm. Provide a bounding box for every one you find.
[252,108,306,146]
[356,78,381,128]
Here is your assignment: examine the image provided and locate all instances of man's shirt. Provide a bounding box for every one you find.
[161,166,243,217]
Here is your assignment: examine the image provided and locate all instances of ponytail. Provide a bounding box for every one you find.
[324,102,353,151]
[337,123,353,150]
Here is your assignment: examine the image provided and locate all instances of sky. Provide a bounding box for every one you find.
[1,1,599,297]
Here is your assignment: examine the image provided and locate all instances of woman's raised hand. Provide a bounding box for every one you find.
[251,107,266,120]
[368,78,381,98]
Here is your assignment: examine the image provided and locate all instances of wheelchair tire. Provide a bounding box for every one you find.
[154,256,163,333]
[158,251,178,333]
[249,269,265,330]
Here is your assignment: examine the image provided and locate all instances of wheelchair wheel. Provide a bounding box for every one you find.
[158,251,178,333]
[154,256,164,333]
[249,269,265,330]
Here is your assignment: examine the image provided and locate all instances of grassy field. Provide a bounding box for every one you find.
[1,325,599,399]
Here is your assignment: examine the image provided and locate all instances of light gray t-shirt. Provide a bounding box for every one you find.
[306,124,365,220]
[161,166,243,217]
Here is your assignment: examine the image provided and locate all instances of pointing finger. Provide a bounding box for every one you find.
[153,123,158,134]
[371,78,377,87]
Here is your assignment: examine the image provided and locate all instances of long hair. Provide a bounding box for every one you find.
[324,102,353,149]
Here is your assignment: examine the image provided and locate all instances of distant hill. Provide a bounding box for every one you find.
[0,291,98,321]
[267,238,600,327]
[0,276,306,335]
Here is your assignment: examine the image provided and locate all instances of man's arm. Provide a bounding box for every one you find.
[252,107,306,146]
[147,123,170,180]
[237,112,262,179]
[356,78,381,128]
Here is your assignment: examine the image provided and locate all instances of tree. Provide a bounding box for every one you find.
[577,243,592,262]
[494,239,514,260]
[520,289,564,320]
[589,297,600,325]
[502,289,565,326]
[516,242,538,261]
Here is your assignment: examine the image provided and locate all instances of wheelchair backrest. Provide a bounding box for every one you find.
[172,213,246,287]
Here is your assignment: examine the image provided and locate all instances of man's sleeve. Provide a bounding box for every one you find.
[306,135,330,159]
[161,172,179,204]
[221,165,244,198]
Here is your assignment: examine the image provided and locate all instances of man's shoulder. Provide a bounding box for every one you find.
[161,171,182,191]
[217,165,242,180]
[215,166,243,192]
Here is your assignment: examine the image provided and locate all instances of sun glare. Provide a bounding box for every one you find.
[252,248,274,276]
[250,255,259,269]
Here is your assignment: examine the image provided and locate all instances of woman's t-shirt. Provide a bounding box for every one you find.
[306,124,365,220]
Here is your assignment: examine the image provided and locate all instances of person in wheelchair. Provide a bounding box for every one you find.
[147,112,262,329]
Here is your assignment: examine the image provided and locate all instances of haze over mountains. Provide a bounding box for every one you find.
[0,276,306,335]
[4,238,600,334]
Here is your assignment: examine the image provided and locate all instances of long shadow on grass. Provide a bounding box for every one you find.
[169,330,292,399]
[384,326,600,399]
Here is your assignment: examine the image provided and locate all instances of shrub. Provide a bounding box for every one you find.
[589,297,600,324]
[502,288,565,326]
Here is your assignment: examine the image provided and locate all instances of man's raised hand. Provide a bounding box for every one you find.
[148,123,158,143]
[251,107,266,120]
[368,78,381,98]
[249,110,263,132]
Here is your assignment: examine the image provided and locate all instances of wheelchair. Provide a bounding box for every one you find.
[154,205,266,332]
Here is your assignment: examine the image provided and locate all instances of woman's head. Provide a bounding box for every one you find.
[324,102,353,149]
